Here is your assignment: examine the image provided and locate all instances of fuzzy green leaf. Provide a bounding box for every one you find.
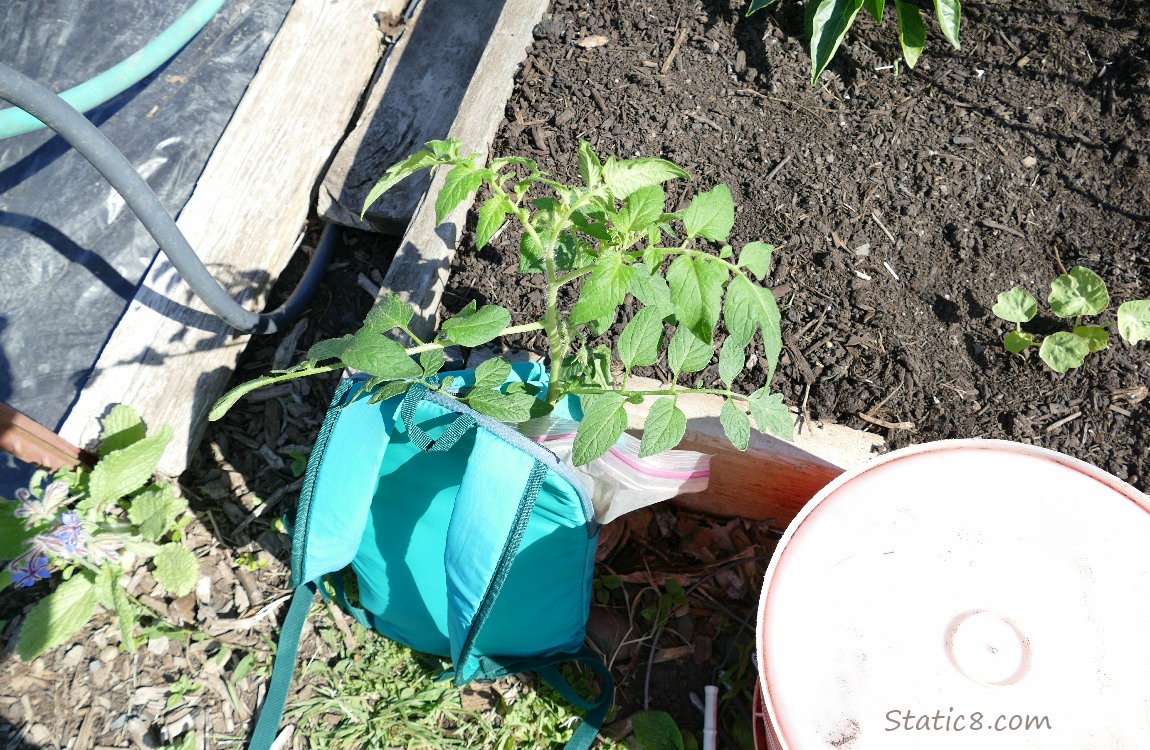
[89,427,172,507]
[863,0,885,23]
[1039,331,1090,373]
[465,390,536,423]
[435,163,484,225]
[473,357,513,391]
[895,0,925,68]
[681,185,735,242]
[441,305,512,347]
[667,255,728,343]
[718,337,746,388]
[573,393,628,466]
[578,141,603,188]
[602,157,690,200]
[667,327,713,374]
[1073,325,1109,353]
[632,711,685,750]
[618,307,666,369]
[420,348,446,377]
[719,399,751,451]
[127,485,187,542]
[111,573,139,653]
[1049,266,1109,318]
[639,399,687,458]
[362,149,439,217]
[1118,300,1150,344]
[18,573,97,660]
[571,251,633,326]
[153,543,199,598]
[0,501,36,559]
[1003,331,1037,354]
[307,335,354,362]
[992,287,1038,324]
[340,330,422,380]
[629,264,675,314]
[724,275,782,379]
[476,195,512,250]
[810,0,866,83]
[739,242,774,281]
[617,185,666,233]
[364,293,415,333]
[746,0,781,14]
[98,405,146,458]
[749,389,794,440]
[933,0,961,48]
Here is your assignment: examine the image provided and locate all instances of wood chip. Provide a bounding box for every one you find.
[1045,411,1082,433]
[871,211,897,243]
[661,28,689,74]
[575,34,609,48]
[651,644,695,664]
[765,153,791,181]
[858,412,915,430]
[978,218,1026,238]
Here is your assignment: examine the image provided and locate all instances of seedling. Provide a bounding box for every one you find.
[212,140,792,465]
[992,266,1150,372]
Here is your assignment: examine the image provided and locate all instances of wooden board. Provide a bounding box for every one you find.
[317,0,512,232]
[376,0,549,340]
[59,0,398,476]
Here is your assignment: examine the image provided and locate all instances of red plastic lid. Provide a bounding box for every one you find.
[757,440,1150,749]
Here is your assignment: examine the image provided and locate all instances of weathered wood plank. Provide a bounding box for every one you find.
[59,0,398,475]
[374,0,549,340]
[318,0,511,232]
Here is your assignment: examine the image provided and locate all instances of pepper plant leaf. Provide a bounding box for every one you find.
[809,0,866,84]
[933,0,961,48]
[895,0,925,68]
[863,0,885,23]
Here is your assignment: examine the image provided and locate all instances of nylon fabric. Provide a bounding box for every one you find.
[248,581,317,750]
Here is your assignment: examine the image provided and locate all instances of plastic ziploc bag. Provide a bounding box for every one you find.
[520,417,711,524]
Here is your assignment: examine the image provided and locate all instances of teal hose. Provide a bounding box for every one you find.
[0,0,228,139]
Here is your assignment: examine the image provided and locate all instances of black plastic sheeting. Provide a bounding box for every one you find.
[0,0,294,493]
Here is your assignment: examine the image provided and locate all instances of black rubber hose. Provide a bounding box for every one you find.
[0,60,335,334]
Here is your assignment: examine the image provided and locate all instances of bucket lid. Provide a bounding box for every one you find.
[757,440,1150,749]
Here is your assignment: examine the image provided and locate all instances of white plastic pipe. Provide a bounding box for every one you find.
[703,684,719,750]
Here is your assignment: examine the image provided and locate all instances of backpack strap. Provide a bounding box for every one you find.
[247,580,318,750]
[532,647,615,750]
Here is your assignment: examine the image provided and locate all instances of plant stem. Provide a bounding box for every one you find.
[565,386,749,401]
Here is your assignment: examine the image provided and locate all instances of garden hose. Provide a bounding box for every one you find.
[0,60,335,335]
[0,0,229,140]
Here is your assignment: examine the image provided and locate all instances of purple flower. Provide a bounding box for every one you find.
[86,535,123,565]
[13,482,70,523]
[32,514,89,559]
[9,556,50,588]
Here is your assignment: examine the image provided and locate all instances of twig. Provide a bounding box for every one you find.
[871,211,897,244]
[661,27,688,74]
[977,218,1026,239]
[765,153,792,181]
[1045,411,1082,433]
[865,384,903,417]
[858,412,915,430]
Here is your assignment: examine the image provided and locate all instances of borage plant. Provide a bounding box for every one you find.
[992,266,1150,372]
[1,406,200,660]
[212,139,792,464]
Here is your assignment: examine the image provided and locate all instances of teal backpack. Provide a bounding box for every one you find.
[249,362,612,749]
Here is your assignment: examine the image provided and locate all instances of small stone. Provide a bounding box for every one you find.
[100,645,119,664]
[62,645,85,669]
[1022,155,1037,168]
[575,34,609,49]
[952,135,974,145]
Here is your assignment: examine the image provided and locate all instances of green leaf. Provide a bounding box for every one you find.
[739,242,774,281]
[127,485,187,542]
[718,337,746,388]
[0,501,36,559]
[364,293,416,333]
[1049,266,1109,318]
[617,185,666,234]
[362,149,439,216]
[933,0,961,48]
[465,390,537,423]
[629,264,675,314]
[586,309,617,337]
[746,0,781,15]
[571,251,634,326]
[153,543,199,597]
[643,245,666,274]
[667,327,713,375]
[110,568,139,653]
[1073,325,1109,353]
[519,231,545,274]
[473,357,512,391]
[440,305,512,347]
[435,163,484,225]
[573,393,628,466]
[306,335,354,362]
[94,562,117,609]
[578,141,603,188]
[618,307,666,369]
[720,399,751,451]
[749,389,794,440]
[340,330,422,380]
[420,348,446,377]
[1117,300,1150,344]
[863,0,885,23]
[992,287,1038,324]
[895,0,925,68]
[681,184,735,242]
[89,427,172,507]
[367,379,412,404]
[98,405,145,457]
[571,210,611,241]
[426,139,459,159]
[1004,331,1037,354]
[476,195,512,250]
[17,573,97,660]
[719,245,733,259]
[809,0,866,84]
[631,710,685,750]
[1039,331,1090,373]
[602,156,690,200]
[555,232,592,272]
[639,399,687,458]
[724,275,782,379]
[667,255,728,343]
